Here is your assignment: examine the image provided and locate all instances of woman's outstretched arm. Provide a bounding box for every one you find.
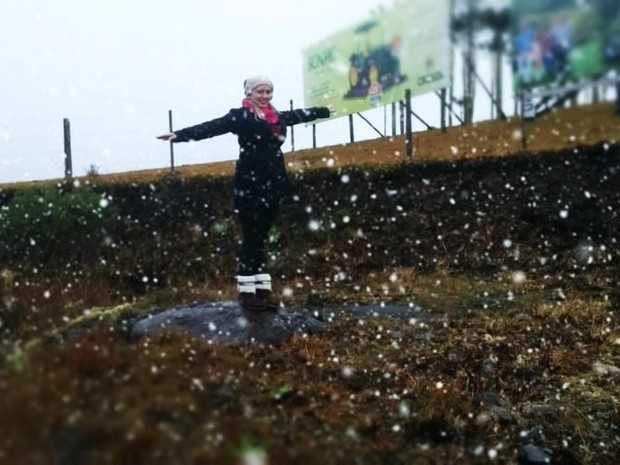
[279,107,331,126]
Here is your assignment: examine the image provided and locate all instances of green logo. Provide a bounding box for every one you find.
[308,48,336,71]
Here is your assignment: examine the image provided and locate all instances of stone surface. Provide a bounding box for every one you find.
[129,300,326,345]
[519,444,552,464]
[473,391,503,407]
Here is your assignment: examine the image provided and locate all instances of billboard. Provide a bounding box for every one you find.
[511,0,620,92]
[302,0,450,120]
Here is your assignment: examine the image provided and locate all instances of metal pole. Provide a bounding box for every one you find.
[436,90,463,125]
[405,89,413,161]
[168,110,175,173]
[355,112,384,137]
[290,99,295,151]
[63,118,73,181]
[383,105,387,136]
[449,86,454,127]
[440,88,447,133]
[491,77,496,119]
[312,124,317,148]
[448,0,455,128]
[464,51,507,120]
[494,48,504,121]
[520,90,527,151]
[616,68,620,115]
[514,91,518,116]
[391,102,396,136]
[349,114,354,143]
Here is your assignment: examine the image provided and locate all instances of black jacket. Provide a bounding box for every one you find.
[173,106,330,205]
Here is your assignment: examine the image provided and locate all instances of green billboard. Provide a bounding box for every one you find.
[302,0,450,119]
[511,0,620,91]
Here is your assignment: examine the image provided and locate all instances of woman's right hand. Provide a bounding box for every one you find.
[157,132,177,141]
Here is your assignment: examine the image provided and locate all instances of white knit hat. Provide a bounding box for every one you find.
[243,75,273,96]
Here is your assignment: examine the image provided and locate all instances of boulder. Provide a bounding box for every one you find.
[129,300,325,345]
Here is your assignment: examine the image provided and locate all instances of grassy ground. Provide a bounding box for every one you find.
[0,102,619,464]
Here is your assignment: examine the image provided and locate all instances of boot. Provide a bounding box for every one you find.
[237,275,266,311]
[255,273,280,311]
[239,292,267,311]
[256,289,279,310]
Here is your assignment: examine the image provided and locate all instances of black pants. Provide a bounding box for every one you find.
[235,195,279,276]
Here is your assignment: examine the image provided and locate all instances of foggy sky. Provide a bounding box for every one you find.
[1,0,510,184]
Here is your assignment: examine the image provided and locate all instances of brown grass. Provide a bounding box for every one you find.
[3,102,618,189]
[1,101,619,464]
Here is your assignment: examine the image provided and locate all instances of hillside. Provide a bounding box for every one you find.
[1,101,618,189]
[95,101,620,184]
[0,101,619,464]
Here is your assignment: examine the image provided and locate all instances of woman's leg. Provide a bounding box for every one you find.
[235,196,266,310]
[253,201,280,309]
[235,193,279,310]
[236,195,280,310]
[237,197,278,273]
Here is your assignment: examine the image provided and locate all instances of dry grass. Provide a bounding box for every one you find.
[3,289,617,464]
[1,101,619,464]
[3,102,618,189]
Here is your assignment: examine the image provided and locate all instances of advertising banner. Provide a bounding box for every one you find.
[511,0,620,92]
[302,0,450,120]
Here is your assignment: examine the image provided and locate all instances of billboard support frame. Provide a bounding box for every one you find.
[435,90,463,125]
[400,101,434,131]
[517,73,620,119]
[463,51,507,121]
[355,112,385,138]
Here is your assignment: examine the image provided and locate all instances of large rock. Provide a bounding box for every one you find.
[129,300,326,345]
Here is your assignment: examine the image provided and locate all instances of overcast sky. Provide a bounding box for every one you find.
[1,0,512,184]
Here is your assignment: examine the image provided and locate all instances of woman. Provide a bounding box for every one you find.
[157,76,331,311]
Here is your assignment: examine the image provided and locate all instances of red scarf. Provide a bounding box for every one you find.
[242,97,280,136]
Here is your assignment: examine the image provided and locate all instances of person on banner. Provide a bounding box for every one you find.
[549,13,572,74]
[157,76,331,312]
[513,19,536,86]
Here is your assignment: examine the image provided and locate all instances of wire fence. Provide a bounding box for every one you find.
[1,71,618,186]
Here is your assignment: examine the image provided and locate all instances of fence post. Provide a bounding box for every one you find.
[168,110,175,173]
[405,89,413,161]
[616,69,620,115]
[290,100,296,151]
[312,124,316,148]
[383,104,387,136]
[391,102,397,136]
[440,88,447,133]
[63,118,73,181]
[348,114,354,143]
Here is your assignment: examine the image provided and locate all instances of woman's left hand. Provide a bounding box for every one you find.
[157,133,177,141]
